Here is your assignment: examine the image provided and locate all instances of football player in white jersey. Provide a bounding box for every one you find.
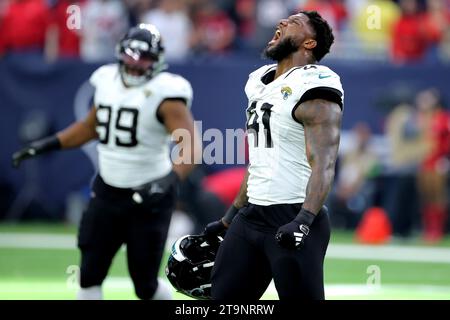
[204,11,343,300]
[12,24,201,300]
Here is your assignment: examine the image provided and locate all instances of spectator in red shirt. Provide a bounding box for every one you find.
[191,2,236,54]
[423,0,450,48]
[233,0,256,43]
[391,0,429,64]
[416,88,450,243]
[301,0,348,32]
[48,0,82,58]
[0,0,52,56]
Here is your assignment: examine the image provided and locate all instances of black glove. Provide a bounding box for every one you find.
[12,135,61,168]
[275,208,316,250]
[131,170,180,204]
[203,205,239,238]
[204,220,227,238]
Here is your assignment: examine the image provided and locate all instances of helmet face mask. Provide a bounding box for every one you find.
[116,24,167,87]
[165,234,223,300]
[119,53,155,87]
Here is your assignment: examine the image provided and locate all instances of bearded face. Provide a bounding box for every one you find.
[263,36,300,62]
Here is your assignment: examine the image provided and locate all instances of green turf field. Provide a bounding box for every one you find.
[1,223,449,300]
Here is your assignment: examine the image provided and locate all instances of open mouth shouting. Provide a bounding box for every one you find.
[268,28,282,46]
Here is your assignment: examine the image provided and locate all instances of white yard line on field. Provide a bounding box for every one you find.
[326,244,450,263]
[1,277,449,299]
[1,233,450,264]
[0,233,76,249]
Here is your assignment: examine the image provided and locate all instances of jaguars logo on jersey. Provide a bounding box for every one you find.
[281,86,292,100]
[244,63,344,206]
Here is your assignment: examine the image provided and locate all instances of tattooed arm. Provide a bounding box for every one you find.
[275,98,342,249]
[295,98,342,215]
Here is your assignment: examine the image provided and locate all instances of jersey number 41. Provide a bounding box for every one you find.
[246,101,274,148]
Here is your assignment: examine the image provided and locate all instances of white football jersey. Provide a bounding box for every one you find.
[90,64,193,188]
[245,63,344,205]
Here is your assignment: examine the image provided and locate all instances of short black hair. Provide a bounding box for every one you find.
[300,10,334,62]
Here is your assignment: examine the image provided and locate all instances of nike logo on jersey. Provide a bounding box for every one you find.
[318,74,332,79]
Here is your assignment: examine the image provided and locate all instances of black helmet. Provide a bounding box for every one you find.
[165,234,223,300]
[116,24,167,86]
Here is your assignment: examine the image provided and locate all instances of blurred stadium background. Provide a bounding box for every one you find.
[1,0,450,300]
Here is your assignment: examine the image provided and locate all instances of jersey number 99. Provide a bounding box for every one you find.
[96,105,139,147]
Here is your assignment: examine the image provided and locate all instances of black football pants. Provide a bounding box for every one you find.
[211,203,330,300]
[77,174,175,300]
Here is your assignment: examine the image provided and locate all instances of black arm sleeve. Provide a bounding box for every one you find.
[291,86,343,123]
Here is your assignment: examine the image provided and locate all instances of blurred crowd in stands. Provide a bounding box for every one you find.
[1,0,450,242]
[328,87,450,243]
[0,0,449,64]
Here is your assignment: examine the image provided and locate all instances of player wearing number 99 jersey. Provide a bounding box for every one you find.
[91,63,193,188]
[12,24,202,300]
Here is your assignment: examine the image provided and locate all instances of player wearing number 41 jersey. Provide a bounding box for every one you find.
[204,11,344,300]
[12,24,201,300]
[245,63,343,206]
